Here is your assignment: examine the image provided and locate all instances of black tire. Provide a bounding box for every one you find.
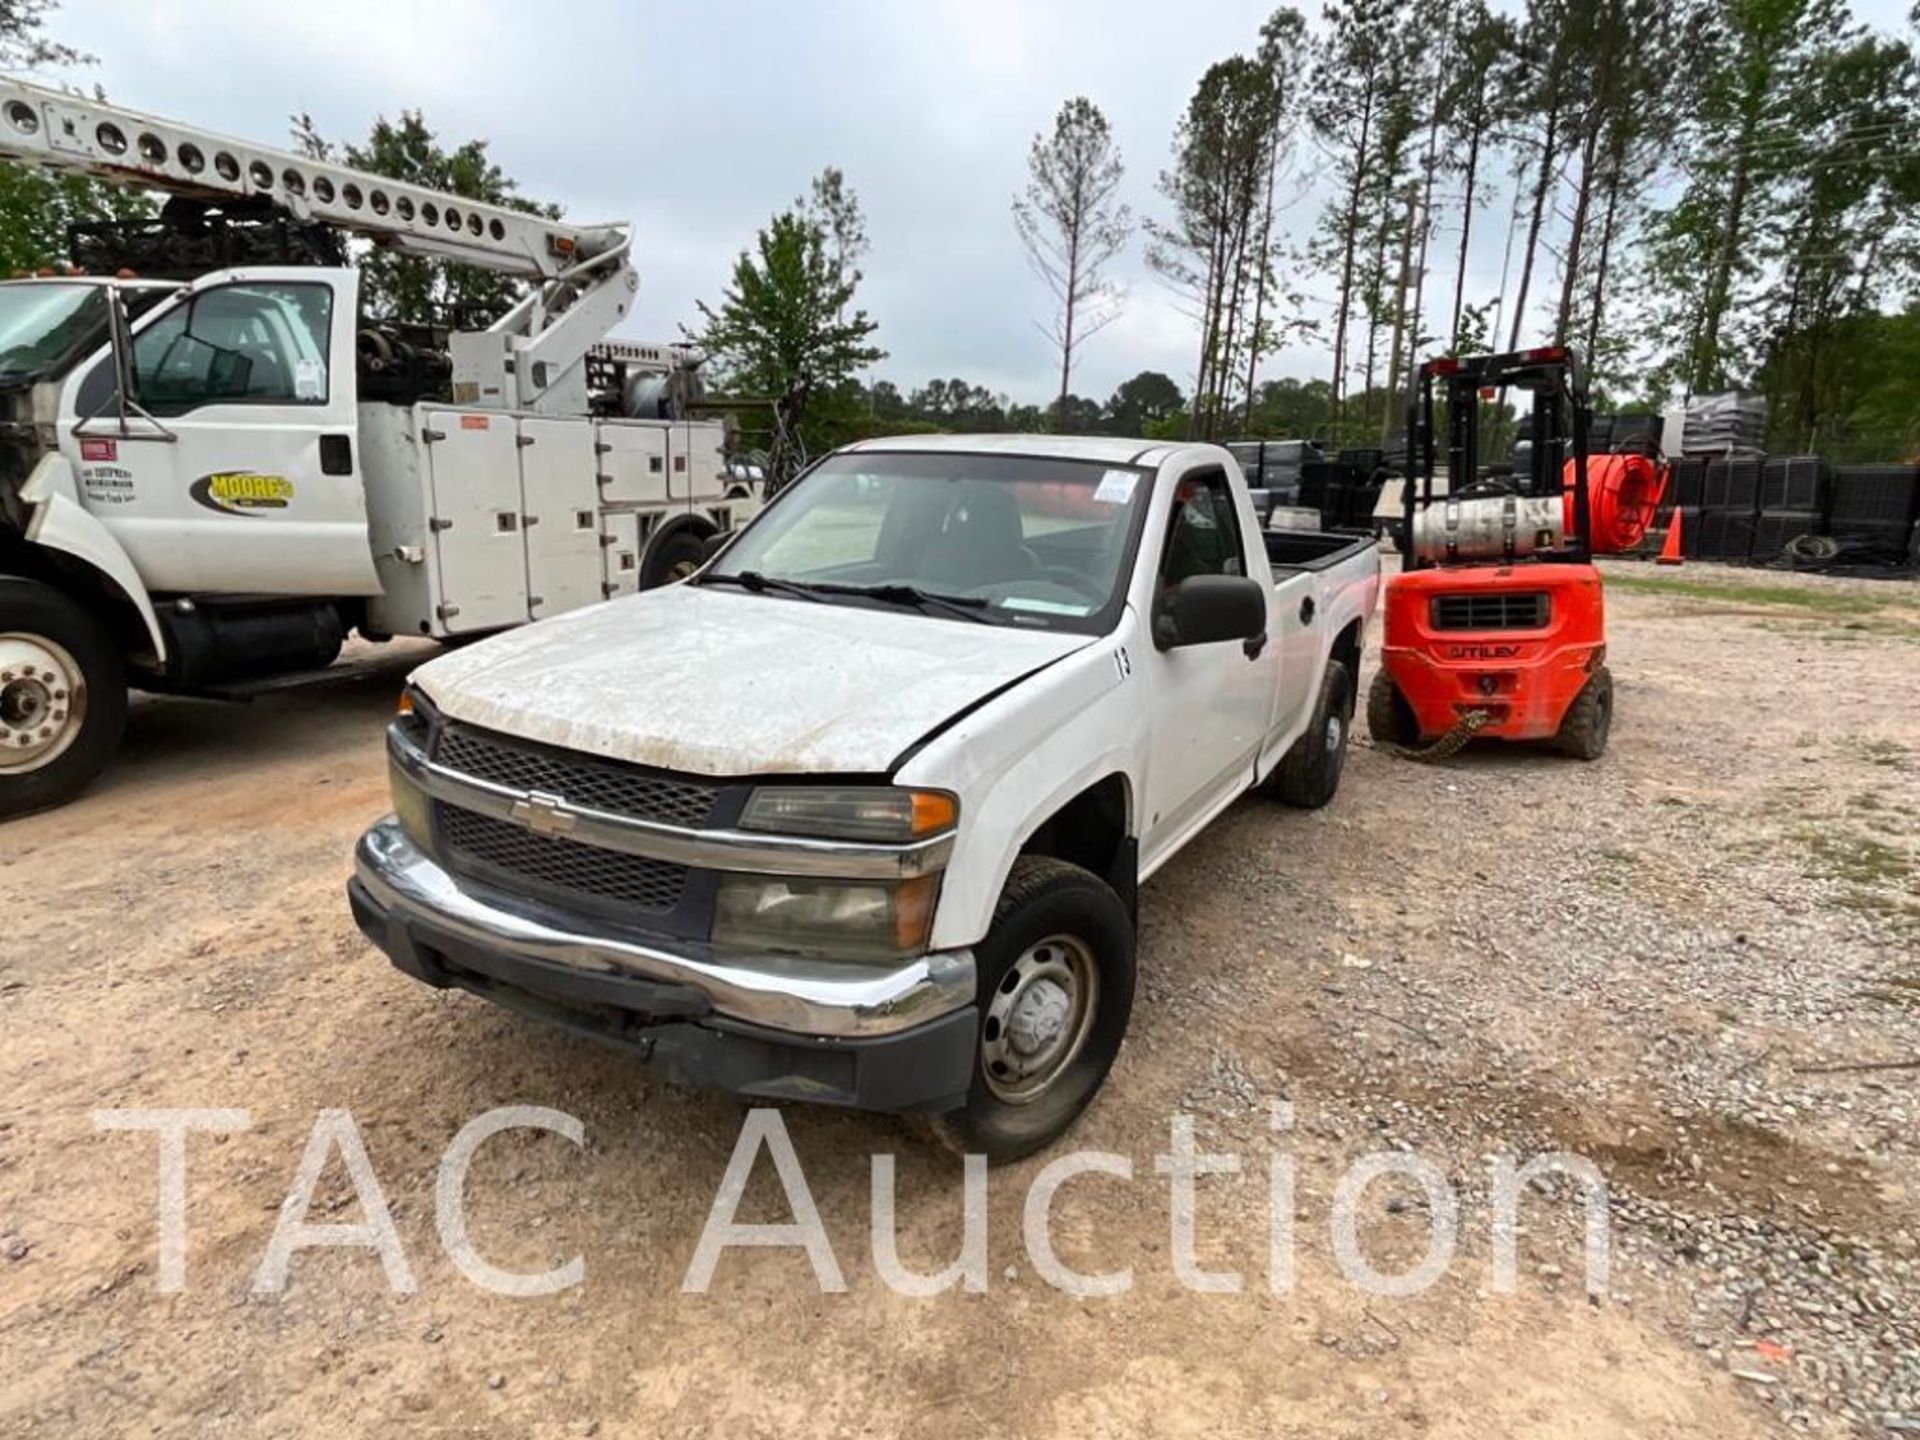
[1366,668,1420,747]
[929,856,1136,1162]
[1554,665,1613,760]
[1269,659,1353,809]
[639,527,710,589]
[0,578,127,819]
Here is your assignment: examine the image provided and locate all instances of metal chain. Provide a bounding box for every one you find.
[1383,708,1491,764]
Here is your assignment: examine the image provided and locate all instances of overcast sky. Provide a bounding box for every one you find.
[39,0,1919,406]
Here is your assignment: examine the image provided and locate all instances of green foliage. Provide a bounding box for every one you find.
[0,163,152,274]
[695,187,884,477]
[1105,369,1185,434]
[291,110,558,327]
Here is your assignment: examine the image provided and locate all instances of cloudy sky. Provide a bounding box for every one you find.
[38,0,1919,407]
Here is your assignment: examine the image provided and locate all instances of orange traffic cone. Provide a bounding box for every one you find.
[1656,509,1684,565]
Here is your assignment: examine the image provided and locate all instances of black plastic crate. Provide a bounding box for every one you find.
[1338,448,1386,477]
[1670,457,1708,508]
[1604,412,1663,454]
[1830,465,1920,528]
[1760,455,1825,512]
[1724,456,1764,509]
[1701,458,1732,509]
[1750,511,1821,560]
[1697,508,1755,559]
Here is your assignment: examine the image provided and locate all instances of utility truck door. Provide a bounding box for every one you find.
[62,268,374,598]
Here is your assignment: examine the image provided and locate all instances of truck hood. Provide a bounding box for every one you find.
[413,583,1094,778]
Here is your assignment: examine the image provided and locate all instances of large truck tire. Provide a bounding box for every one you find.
[929,856,1136,1162]
[0,577,128,818]
[1268,659,1353,810]
[639,526,710,589]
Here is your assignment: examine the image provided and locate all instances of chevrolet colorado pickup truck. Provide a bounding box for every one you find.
[349,435,1381,1157]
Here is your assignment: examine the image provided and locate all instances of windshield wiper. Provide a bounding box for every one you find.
[698,570,826,602]
[817,582,1001,624]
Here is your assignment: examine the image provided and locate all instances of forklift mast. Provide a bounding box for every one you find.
[1404,347,1594,571]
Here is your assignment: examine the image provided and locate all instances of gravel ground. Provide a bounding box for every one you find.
[1,559,1916,1438]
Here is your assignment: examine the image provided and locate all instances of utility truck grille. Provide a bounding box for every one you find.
[1430,592,1550,631]
[435,722,719,827]
[436,803,689,914]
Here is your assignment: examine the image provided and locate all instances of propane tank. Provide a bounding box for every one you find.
[1411,492,1565,565]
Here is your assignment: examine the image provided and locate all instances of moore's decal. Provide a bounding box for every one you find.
[190,472,295,516]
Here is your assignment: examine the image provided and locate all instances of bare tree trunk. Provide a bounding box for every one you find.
[1692,109,1761,392]
[1450,89,1487,347]
[1328,90,1377,438]
[1507,99,1562,352]
[1054,225,1080,431]
[1241,133,1281,430]
[1584,145,1627,366]
[1554,110,1604,346]
[1382,180,1421,445]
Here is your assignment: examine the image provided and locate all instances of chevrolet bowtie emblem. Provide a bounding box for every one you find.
[509,791,577,837]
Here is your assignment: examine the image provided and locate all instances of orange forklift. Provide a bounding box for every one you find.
[1367,346,1636,761]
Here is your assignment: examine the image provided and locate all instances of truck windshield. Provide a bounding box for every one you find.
[0,283,110,387]
[703,452,1154,632]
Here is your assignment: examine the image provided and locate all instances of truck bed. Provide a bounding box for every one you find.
[1263,528,1378,575]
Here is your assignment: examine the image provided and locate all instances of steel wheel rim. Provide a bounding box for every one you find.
[1324,713,1343,754]
[0,632,86,774]
[981,933,1099,1105]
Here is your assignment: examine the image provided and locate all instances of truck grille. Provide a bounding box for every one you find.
[1429,592,1550,631]
[435,722,718,828]
[437,804,688,914]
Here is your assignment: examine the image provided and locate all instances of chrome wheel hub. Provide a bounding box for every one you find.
[0,633,85,774]
[981,934,1098,1105]
[1325,713,1343,754]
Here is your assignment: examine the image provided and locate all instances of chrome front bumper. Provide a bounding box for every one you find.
[351,817,976,1040]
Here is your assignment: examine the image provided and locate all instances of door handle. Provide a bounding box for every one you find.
[1298,595,1316,625]
[1244,631,1268,660]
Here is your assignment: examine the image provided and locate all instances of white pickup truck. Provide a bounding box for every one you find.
[350,435,1380,1156]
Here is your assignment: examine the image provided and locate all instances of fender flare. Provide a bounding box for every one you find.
[19,453,168,660]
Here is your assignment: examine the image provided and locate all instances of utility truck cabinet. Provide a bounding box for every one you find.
[362,406,738,639]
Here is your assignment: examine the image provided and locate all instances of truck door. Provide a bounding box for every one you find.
[62,268,376,598]
[1137,466,1278,866]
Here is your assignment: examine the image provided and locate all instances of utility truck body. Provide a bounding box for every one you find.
[351,435,1380,1156]
[0,80,748,815]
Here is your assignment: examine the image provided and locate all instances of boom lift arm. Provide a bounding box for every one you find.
[0,77,655,414]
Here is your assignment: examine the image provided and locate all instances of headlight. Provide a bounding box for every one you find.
[712,872,940,962]
[389,755,433,852]
[739,786,957,842]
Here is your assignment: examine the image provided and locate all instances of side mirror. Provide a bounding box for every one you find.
[1154,574,1267,650]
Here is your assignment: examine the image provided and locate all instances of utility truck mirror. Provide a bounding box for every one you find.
[1154,574,1266,650]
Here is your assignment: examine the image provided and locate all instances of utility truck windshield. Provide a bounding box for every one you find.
[700,451,1153,632]
[0,282,108,386]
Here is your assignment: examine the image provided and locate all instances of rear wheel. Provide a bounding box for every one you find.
[640,527,710,589]
[1554,665,1613,760]
[0,578,128,818]
[1365,668,1420,747]
[929,856,1135,1161]
[1269,660,1353,809]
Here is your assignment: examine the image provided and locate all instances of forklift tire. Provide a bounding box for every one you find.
[640,527,711,589]
[0,578,128,819]
[1269,660,1353,809]
[1366,668,1420,748]
[1554,665,1613,761]
[928,856,1136,1162]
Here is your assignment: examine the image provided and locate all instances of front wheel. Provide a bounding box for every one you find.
[0,578,128,819]
[929,856,1136,1161]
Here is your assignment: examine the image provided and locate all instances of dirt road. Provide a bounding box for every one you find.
[3,564,1916,1438]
